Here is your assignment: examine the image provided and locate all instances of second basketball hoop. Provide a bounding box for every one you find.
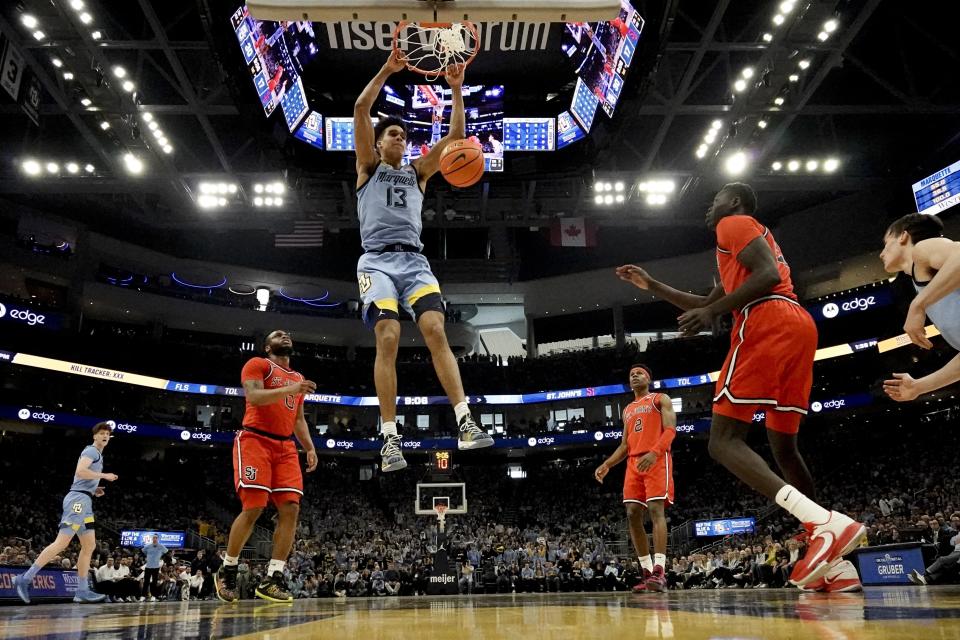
[393,21,480,80]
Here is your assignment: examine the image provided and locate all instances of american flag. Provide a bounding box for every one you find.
[274,220,324,248]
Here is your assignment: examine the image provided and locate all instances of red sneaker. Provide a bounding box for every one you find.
[632,568,652,593]
[799,560,862,593]
[790,512,865,587]
[645,566,667,593]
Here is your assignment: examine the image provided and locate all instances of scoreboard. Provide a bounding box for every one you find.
[570,78,600,132]
[913,159,960,216]
[433,450,453,473]
[324,116,378,152]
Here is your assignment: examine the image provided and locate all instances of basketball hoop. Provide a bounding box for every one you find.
[393,21,479,81]
[434,503,448,532]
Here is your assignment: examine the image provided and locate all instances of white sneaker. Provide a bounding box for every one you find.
[139,596,146,602]
[799,560,862,592]
[380,435,407,472]
[790,511,866,587]
[148,596,157,602]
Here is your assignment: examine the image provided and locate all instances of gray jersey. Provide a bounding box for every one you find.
[70,445,103,494]
[357,163,424,252]
[914,277,960,351]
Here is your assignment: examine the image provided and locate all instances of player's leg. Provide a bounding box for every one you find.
[359,259,407,471]
[623,462,653,592]
[256,498,299,602]
[766,429,816,499]
[708,413,789,500]
[220,432,270,602]
[13,531,74,603]
[74,530,106,603]
[404,259,492,450]
[645,500,668,592]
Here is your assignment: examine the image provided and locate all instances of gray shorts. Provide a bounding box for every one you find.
[60,491,95,536]
[356,251,443,326]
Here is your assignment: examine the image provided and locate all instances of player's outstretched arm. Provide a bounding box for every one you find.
[904,237,960,348]
[884,353,960,402]
[414,63,465,182]
[354,51,406,176]
[615,264,723,311]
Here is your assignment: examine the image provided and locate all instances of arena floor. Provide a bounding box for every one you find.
[3,587,959,639]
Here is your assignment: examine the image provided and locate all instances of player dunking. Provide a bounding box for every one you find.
[215,330,318,603]
[354,51,493,472]
[13,422,117,604]
[617,183,864,590]
[594,365,676,593]
[879,213,960,401]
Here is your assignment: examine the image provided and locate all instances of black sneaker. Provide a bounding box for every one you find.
[457,414,494,450]
[216,565,239,603]
[255,571,293,602]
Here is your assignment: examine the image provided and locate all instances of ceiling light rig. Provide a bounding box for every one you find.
[19,159,96,177]
[695,119,726,160]
[769,157,840,174]
[592,180,626,206]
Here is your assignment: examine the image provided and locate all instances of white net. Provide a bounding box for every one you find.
[395,22,478,81]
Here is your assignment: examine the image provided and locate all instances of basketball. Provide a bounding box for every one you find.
[440,139,485,188]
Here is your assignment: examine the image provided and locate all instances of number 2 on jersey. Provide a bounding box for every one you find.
[386,186,407,209]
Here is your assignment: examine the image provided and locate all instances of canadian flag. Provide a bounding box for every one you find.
[550,217,598,247]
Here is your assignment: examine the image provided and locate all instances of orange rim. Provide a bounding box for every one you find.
[392,20,479,77]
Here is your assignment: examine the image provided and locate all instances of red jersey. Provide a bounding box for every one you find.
[623,393,668,457]
[241,357,304,438]
[716,215,797,309]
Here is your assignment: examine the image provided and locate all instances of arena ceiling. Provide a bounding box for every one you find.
[0,0,957,282]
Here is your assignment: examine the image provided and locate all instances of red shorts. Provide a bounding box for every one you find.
[623,452,673,506]
[713,296,817,434]
[233,430,303,510]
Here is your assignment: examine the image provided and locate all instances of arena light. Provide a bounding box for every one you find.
[772,14,785,26]
[824,19,838,32]
[762,32,773,42]
[614,181,624,193]
[51,58,63,68]
[787,159,800,172]
[774,97,785,106]
[80,97,92,107]
[695,144,708,159]
[147,121,159,131]
[615,194,624,203]
[122,153,143,175]
[741,67,755,79]
[79,11,93,24]
[33,30,46,41]
[22,14,39,29]
[779,1,795,13]
[112,66,126,78]
[99,120,110,130]
[91,30,102,40]
[142,112,153,122]
[704,130,718,144]
[46,162,59,174]
[711,119,723,130]
[254,183,264,194]
[823,157,840,173]
[723,151,749,177]
[122,80,135,93]
[70,0,85,9]
[254,196,265,207]
[22,159,42,176]
[817,31,829,41]
[733,78,747,92]
[758,119,768,129]
[197,194,218,209]
[798,59,811,70]
[265,197,275,206]
[806,159,819,172]
[84,163,95,173]
[603,194,614,205]
[63,71,74,80]
[789,74,799,82]
[771,161,782,171]
[66,162,79,174]
[162,144,173,154]
[645,194,667,206]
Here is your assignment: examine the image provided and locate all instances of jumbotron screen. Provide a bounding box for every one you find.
[562,0,644,126]
[230,5,317,130]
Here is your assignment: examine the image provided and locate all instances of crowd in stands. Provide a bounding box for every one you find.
[2,402,959,600]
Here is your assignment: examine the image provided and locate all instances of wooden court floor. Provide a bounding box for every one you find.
[3,587,960,639]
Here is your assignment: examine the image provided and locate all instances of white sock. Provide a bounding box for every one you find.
[654,553,666,570]
[381,421,397,438]
[223,555,239,567]
[267,559,286,575]
[639,556,653,572]
[775,485,831,525]
[454,402,471,424]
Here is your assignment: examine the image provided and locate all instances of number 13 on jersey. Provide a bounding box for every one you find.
[386,187,407,208]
